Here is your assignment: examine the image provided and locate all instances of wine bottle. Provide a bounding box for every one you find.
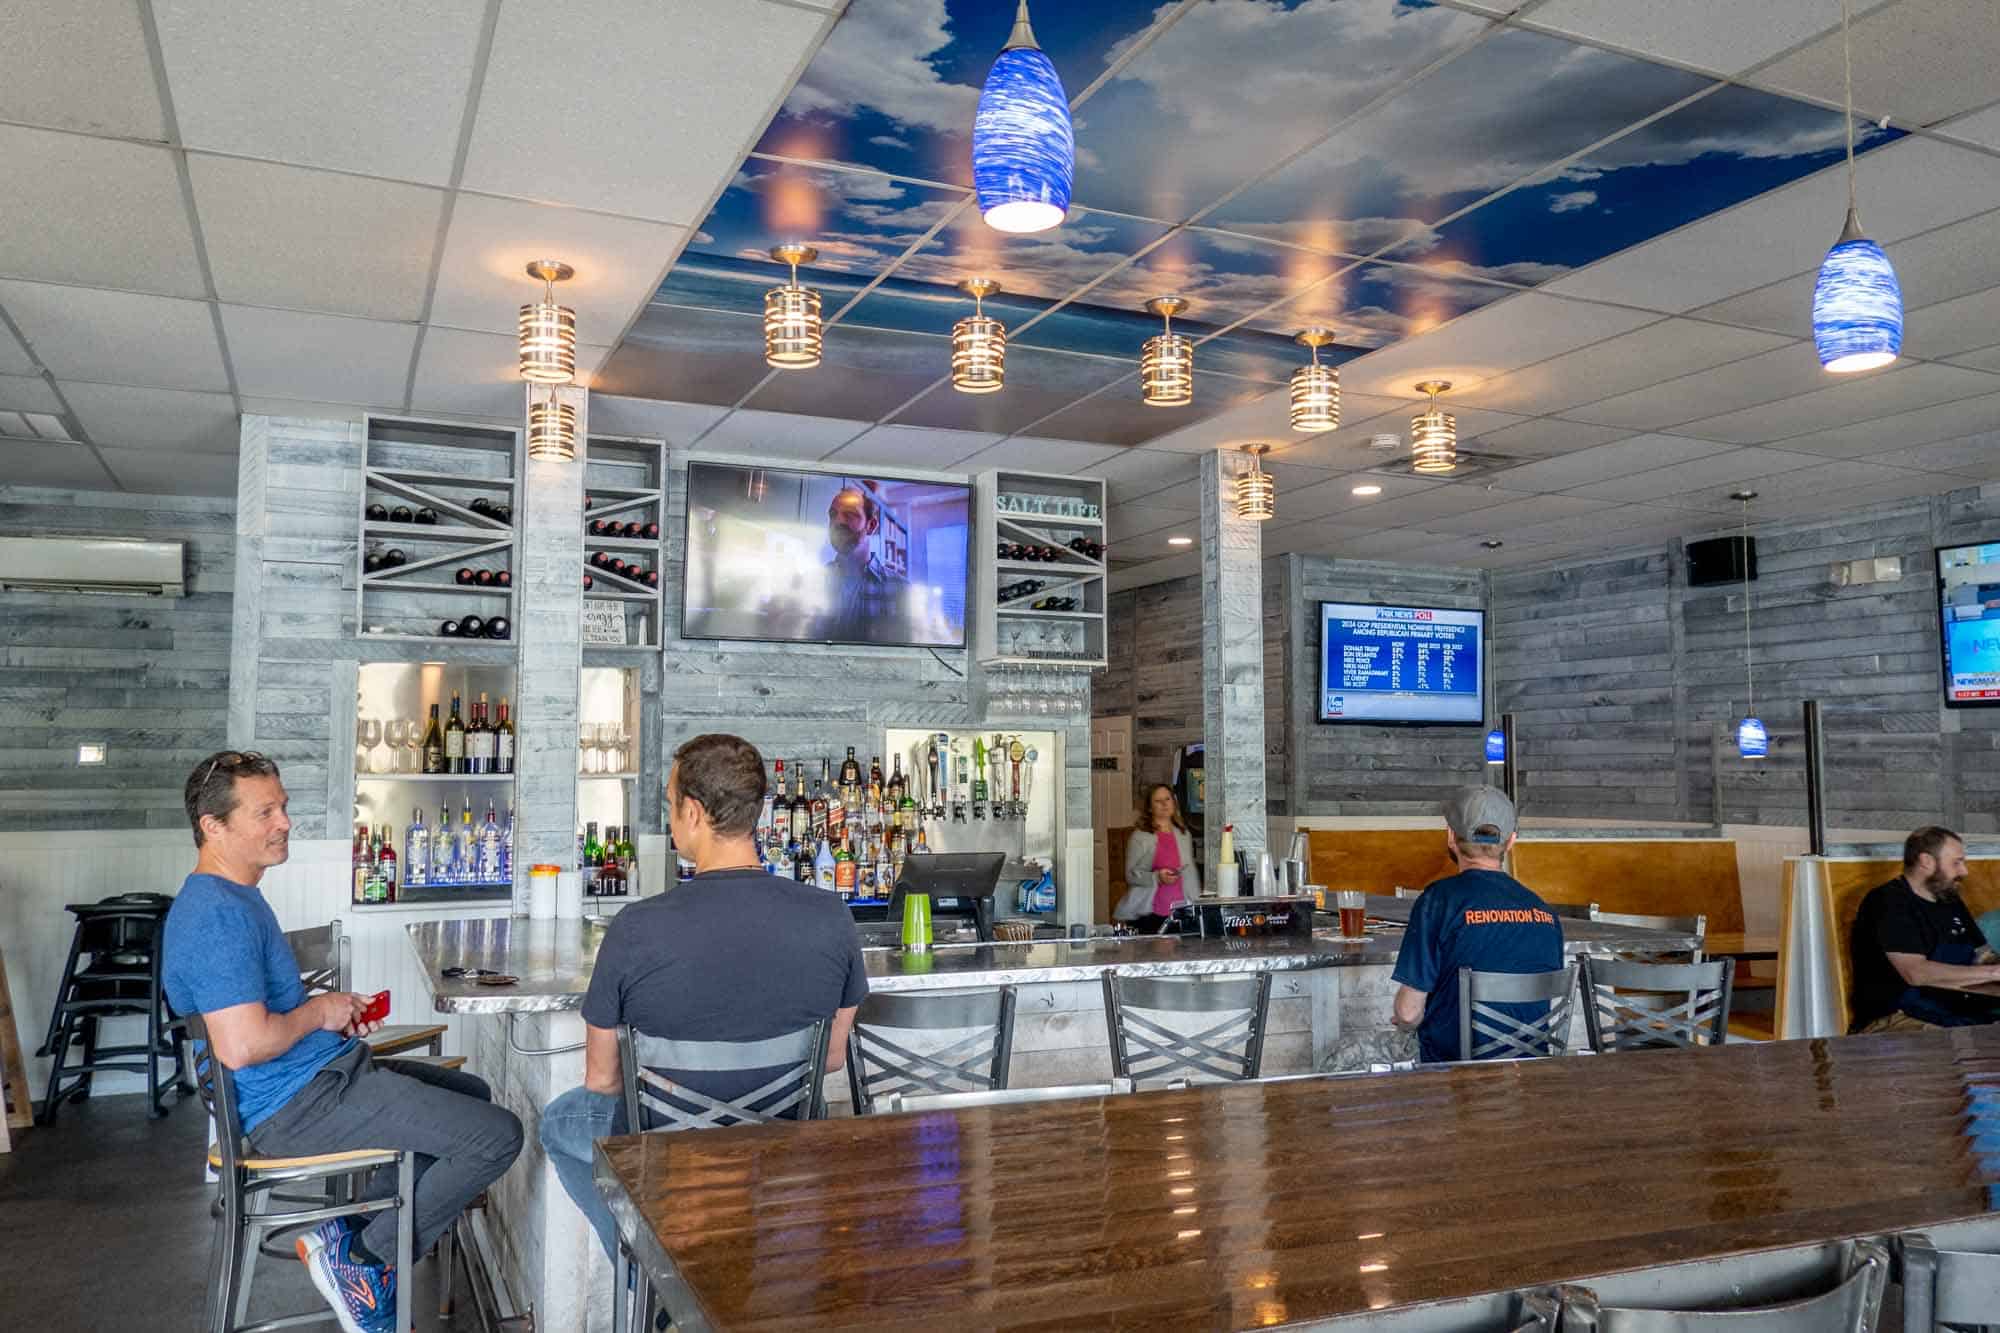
[390,505,413,524]
[444,692,466,774]
[494,504,513,524]
[622,521,642,539]
[494,697,516,774]
[460,615,485,637]
[475,569,496,586]
[364,551,384,573]
[497,569,512,587]
[465,695,488,776]
[644,569,660,588]
[643,521,660,540]
[384,548,407,568]
[440,619,461,637]
[474,692,496,774]
[470,497,494,519]
[485,617,511,641]
[456,567,476,585]
[589,518,611,537]
[582,574,594,591]
[414,507,438,525]
[421,703,445,774]
[365,502,389,522]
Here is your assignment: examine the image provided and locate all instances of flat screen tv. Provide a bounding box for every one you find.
[1935,541,2000,706]
[1316,601,1486,725]
[680,461,970,648]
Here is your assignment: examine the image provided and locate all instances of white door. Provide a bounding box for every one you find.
[1092,715,1134,921]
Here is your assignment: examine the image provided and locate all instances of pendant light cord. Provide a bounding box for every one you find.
[1842,0,1857,215]
[1742,500,1754,719]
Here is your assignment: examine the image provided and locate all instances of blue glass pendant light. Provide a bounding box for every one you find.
[972,1,1073,234]
[1811,0,1902,373]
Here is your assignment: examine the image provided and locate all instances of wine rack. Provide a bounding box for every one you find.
[357,416,521,645]
[582,435,666,650]
[974,469,1108,667]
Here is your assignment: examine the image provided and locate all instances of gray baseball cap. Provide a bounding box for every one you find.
[1445,786,1516,845]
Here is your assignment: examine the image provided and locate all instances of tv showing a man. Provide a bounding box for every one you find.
[813,484,915,646]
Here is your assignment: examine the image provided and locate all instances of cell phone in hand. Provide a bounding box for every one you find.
[360,989,390,1025]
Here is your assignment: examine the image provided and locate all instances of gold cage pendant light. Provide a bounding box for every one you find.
[1141,296,1193,407]
[951,278,1007,394]
[764,243,824,369]
[518,260,577,384]
[526,389,576,463]
[1290,329,1341,433]
[1411,380,1457,474]
[1234,443,1275,521]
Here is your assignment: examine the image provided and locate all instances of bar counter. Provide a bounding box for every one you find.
[594,1028,2000,1332]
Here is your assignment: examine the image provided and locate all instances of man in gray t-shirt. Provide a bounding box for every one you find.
[540,734,867,1258]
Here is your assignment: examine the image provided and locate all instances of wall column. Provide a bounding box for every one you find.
[513,385,588,873]
[1199,447,1266,893]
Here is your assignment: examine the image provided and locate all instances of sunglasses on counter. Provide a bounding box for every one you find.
[441,966,504,979]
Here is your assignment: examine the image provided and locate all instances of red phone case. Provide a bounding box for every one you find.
[361,989,390,1024]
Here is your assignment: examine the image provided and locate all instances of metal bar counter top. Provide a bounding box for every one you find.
[593,1027,2000,1332]
[404,904,1696,1012]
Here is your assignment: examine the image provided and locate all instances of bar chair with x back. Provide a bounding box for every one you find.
[1580,955,1734,1054]
[846,986,1017,1115]
[1456,964,1578,1062]
[1102,971,1272,1085]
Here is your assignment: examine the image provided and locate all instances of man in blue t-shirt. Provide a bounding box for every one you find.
[163,752,521,1333]
[539,733,869,1260]
[1390,787,1565,1063]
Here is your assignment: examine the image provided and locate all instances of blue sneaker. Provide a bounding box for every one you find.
[295,1221,397,1333]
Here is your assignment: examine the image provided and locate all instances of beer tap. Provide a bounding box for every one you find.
[928,732,947,820]
[989,733,1006,820]
[970,734,987,820]
[1008,735,1026,820]
[949,734,968,823]
[1019,745,1037,818]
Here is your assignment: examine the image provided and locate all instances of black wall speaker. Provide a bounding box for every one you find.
[1687,535,1757,587]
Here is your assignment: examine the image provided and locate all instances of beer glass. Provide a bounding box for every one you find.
[1336,890,1367,938]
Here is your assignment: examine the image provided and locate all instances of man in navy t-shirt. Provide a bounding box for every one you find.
[163,753,521,1333]
[1390,787,1565,1063]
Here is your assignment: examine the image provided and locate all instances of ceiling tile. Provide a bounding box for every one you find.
[1487,434,1734,492]
[1079,447,1205,507]
[742,324,949,422]
[1321,527,1462,560]
[1558,340,1874,431]
[0,323,31,378]
[1420,492,1620,537]
[1904,286,2000,360]
[694,408,867,462]
[1562,446,1823,502]
[1272,471,1442,523]
[238,397,367,425]
[595,304,773,405]
[1466,418,1632,459]
[152,0,484,184]
[461,0,829,222]
[219,306,418,407]
[0,373,60,415]
[1660,459,1913,515]
[1451,320,1795,416]
[1869,431,2000,479]
[429,194,688,341]
[1104,502,1190,543]
[1749,0,2000,126]
[956,436,1124,476]
[0,411,29,438]
[0,280,228,390]
[95,444,238,497]
[1548,138,2000,312]
[409,327,607,420]
[1774,390,2000,458]
[189,155,446,320]
[1335,293,1657,399]
[0,127,204,297]
[1949,345,2000,374]
[1941,102,2000,151]
[587,395,726,444]
[826,424,997,469]
[1027,373,1271,448]
[0,439,115,490]
[1327,483,1496,528]
[888,348,1132,437]
[60,382,237,454]
[0,0,166,139]
[1673,362,2000,444]
[1523,0,1858,77]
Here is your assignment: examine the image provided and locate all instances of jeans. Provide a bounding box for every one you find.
[249,1044,524,1262]
[538,1086,628,1260]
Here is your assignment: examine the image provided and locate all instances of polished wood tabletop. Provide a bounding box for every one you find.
[1704,931,1778,957]
[596,1029,2000,1332]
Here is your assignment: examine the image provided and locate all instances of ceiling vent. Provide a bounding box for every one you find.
[1361,448,1534,482]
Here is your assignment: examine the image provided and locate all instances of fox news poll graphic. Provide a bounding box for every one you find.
[1938,542,2000,706]
[1317,603,1485,725]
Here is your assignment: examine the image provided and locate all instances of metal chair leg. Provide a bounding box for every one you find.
[203,1206,232,1333]
[614,1247,632,1333]
[233,1185,265,1332]
[395,1153,414,1333]
[214,1179,247,1333]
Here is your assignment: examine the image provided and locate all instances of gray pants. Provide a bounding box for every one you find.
[249,1044,524,1262]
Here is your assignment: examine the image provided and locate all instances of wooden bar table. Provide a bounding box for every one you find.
[593,1029,2000,1331]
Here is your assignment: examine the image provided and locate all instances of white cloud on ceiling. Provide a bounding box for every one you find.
[782,0,979,137]
[1548,190,1597,214]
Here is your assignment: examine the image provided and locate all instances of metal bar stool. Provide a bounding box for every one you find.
[1898,1229,2000,1331]
[37,892,189,1123]
[289,921,448,1060]
[889,1079,1132,1112]
[1558,1236,1886,1331]
[846,986,1017,1115]
[1580,956,1734,1053]
[1457,965,1578,1062]
[1102,971,1272,1085]
[611,1022,828,1333]
[1587,903,1708,963]
[187,1014,414,1333]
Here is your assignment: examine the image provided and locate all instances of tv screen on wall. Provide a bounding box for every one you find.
[1936,541,2000,706]
[1316,602,1486,725]
[680,461,970,648]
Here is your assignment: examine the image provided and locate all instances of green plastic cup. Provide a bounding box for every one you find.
[900,892,933,953]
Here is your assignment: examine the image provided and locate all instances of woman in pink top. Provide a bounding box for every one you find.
[1115,785,1200,934]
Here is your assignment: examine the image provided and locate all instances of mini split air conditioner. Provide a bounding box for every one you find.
[0,535,186,597]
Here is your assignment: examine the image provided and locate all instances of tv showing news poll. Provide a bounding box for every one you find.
[1316,602,1486,725]
[1937,541,2000,707]
[681,461,970,649]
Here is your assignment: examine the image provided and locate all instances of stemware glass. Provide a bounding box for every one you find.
[357,718,383,774]
[596,722,622,775]
[578,721,596,775]
[385,720,409,774]
[405,715,426,772]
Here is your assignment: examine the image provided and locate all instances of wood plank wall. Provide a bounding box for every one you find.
[0,485,236,831]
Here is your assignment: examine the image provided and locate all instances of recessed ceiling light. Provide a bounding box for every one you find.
[1167,535,1193,546]
[1480,539,1505,549]
[1351,484,1382,497]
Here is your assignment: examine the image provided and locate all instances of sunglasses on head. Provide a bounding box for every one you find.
[195,751,268,786]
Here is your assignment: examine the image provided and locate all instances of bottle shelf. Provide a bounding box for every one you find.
[583,536,658,552]
[995,607,1095,620]
[579,771,642,781]
[585,589,656,604]
[995,557,1102,576]
[363,521,510,544]
[361,579,513,597]
[358,773,516,783]
[995,509,1103,529]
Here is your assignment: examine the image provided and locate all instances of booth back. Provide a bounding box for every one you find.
[1305,829,1458,898]
[1510,838,1746,934]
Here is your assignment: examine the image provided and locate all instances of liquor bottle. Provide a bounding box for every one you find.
[839,747,861,804]
[351,824,372,906]
[501,805,515,883]
[617,826,638,897]
[478,800,504,883]
[887,754,905,805]
[833,839,856,901]
[474,693,496,774]
[444,692,466,774]
[826,771,846,844]
[810,761,830,840]
[793,839,814,884]
[789,765,811,846]
[765,759,785,844]
[404,808,429,889]
[433,802,453,885]
[875,839,895,896]
[454,801,476,884]
[465,696,488,776]
[583,822,603,887]
[814,837,837,893]
[376,824,399,902]
[421,703,445,774]
[494,697,516,774]
[366,826,385,904]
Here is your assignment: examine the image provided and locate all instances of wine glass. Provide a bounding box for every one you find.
[404,715,426,772]
[598,722,624,775]
[607,723,631,774]
[357,718,382,774]
[578,721,596,774]
[385,720,409,774]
